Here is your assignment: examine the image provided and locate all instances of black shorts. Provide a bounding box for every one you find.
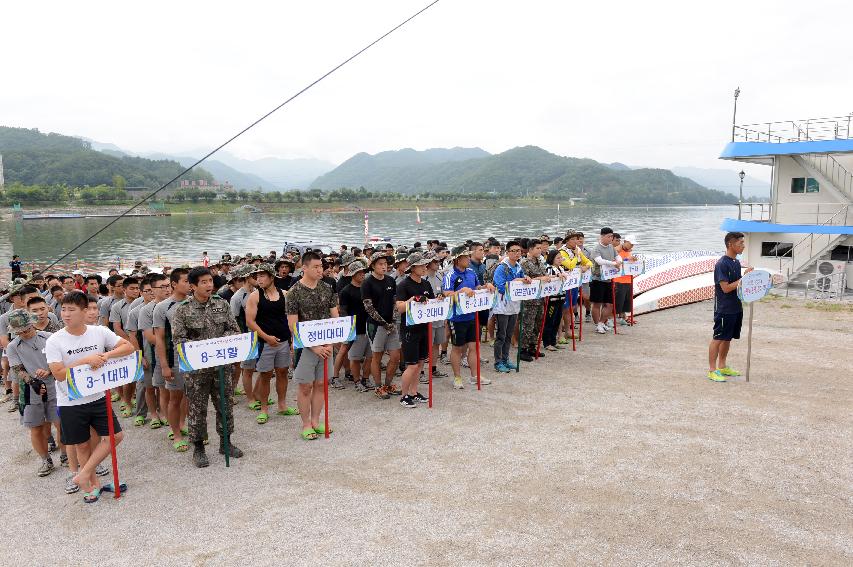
[449,320,476,346]
[401,327,429,367]
[713,312,743,341]
[589,280,613,304]
[476,309,490,326]
[614,282,632,313]
[58,398,122,446]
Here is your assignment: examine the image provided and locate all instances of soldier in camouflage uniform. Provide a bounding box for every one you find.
[518,237,553,361]
[171,267,243,468]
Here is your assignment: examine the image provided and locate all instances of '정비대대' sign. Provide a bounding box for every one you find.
[738,269,773,303]
[66,351,143,400]
[406,297,453,324]
[177,332,260,372]
[293,316,356,348]
[508,279,541,301]
[455,289,496,315]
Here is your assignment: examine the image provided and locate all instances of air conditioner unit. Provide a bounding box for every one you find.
[815,260,846,292]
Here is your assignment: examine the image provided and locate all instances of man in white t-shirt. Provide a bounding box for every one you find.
[46,291,134,503]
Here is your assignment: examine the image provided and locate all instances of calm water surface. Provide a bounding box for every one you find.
[1,205,734,271]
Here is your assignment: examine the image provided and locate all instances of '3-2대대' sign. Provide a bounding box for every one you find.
[406,297,453,324]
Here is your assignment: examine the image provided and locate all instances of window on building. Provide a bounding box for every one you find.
[761,241,793,258]
[791,177,819,193]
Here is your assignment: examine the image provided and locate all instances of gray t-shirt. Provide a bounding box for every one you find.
[99,296,119,321]
[591,242,617,280]
[230,288,249,317]
[152,296,182,369]
[137,300,158,361]
[5,331,53,386]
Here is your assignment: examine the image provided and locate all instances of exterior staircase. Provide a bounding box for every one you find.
[780,204,849,282]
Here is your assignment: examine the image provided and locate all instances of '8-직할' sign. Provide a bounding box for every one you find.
[66,351,143,400]
[293,316,357,348]
[177,332,259,372]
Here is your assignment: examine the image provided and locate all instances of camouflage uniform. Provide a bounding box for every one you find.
[519,256,546,351]
[171,294,240,443]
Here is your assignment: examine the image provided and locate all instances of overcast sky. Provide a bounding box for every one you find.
[4,0,852,182]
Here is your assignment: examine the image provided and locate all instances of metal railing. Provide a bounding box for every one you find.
[779,204,850,278]
[733,114,853,143]
[737,202,772,221]
[801,153,853,199]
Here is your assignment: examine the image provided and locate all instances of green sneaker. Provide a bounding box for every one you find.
[718,367,741,377]
[707,370,727,382]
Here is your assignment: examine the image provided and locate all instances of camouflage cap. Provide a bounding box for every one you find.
[339,252,356,268]
[393,253,409,266]
[230,265,247,279]
[252,255,264,262]
[404,252,431,272]
[7,309,38,333]
[449,245,471,261]
[368,251,390,267]
[250,263,275,276]
[345,260,368,277]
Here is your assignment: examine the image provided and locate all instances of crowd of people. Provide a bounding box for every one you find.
[1,227,641,502]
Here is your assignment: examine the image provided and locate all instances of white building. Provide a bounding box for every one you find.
[720,114,853,290]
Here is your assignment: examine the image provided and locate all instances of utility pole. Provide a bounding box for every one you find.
[732,87,741,142]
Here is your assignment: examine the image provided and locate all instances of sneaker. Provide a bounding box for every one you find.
[480,356,490,364]
[95,464,109,477]
[363,379,377,391]
[469,376,491,386]
[345,373,355,382]
[519,350,534,362]
[432,367,448,378]
[595,324,607,335]
[65,472,80,494]
[374,386,390,400]
[399,395,416,408]
[453,376,464,390]
[718,367,742,377]
[0,391,11,404]
[47,437,57,453]
[617,317,630,326]
[438,352,448,365]
[37,458,54,477]
[413,393,429,404]
[494,362,510,373]
[7,401,19,413]
[355,381,369,393]
[330,377,345,390]
[585,313,592,323]
[59,453,68,467]
[545,345,558,352]
[419,371,429,384]
[707,370,727,382]
[504,360,517,371]
[387,383,402,396]
[461,357,469,369]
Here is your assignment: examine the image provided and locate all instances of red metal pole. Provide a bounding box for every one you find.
[427,322,433,408]
[104,389,121,499]
[474,312,481,390]
[535,297,548,359]
[323,356,329,439]
[611,281,618,335]
[568,290,576,351]
[630,275,635,325]
[578,285,584,341]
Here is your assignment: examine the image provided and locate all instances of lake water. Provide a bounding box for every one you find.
[1,205,734,272]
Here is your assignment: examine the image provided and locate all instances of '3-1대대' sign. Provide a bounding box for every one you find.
[406,297,453,324]
[66,351,143,400]
[738,269,773,303]
[508,279,541,301]
[177,332,260,372]
[455,289,496,315]
[293,316,357,348]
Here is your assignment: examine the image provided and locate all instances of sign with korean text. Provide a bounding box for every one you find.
[292,316,356,348]
[406,297,453,325]
[563,268,582,290]
[455,289,497,315]
[66,351,143,400]
[177,332,259,372]
[581,270,592,284]
[537,277,564,298]
[621,261,645,277]
[600,265,621,281]
[738,269,773,303]
[508,280,541,301]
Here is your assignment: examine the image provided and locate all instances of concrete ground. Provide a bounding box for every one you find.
[1,299,851,566]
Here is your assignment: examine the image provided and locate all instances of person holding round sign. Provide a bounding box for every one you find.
[286,251,340,441]
[708,231,753,382]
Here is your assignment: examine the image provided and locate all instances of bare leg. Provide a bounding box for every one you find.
[385,350,400,386]
[168,391,184,444]
[241,368,255,403]
[310,379,324,428]
[401,362,422,396]
[256,371,272,415]
[717,340,732,369]
[297,383,313,430]
[30,424,49,458]
[708,339,722,372]
[274,368,289,411]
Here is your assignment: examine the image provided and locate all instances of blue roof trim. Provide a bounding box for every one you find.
[720,139,853,159]
[720,218,853,234]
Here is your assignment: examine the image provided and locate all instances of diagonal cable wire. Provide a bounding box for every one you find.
[42,0,441,273]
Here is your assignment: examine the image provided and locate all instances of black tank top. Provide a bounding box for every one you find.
[256,287,290,341]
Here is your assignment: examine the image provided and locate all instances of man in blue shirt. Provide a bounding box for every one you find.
[443,245,494,389]
[708,231,753,382]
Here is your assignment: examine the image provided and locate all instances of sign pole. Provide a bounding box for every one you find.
[535,297,548,359]
[218,367,230,467]
[323,356,330,438]
[629,275,635,326]
[474,312,481,390]
[578,286,584,342]
[610,281,618,335]
[427,322,433,408]
[104,389,121,498]
[568,290,576,351]
[516,302,524,373]
[744,303,754,383]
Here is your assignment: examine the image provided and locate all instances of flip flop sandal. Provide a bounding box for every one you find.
[233,387,246,396]
[267,398,275,405]
[134,416,145,426]
[248,401,261,411]
[181,427,189,436]
[111,392,120,402]
[301,428,318,441]
[168,431,174,440]
[313,424,333,435]
[173,440,189,452]
[118,402,128,411]
[161,419,169,426]
[101,482,128,493]
[256,412,269,425]
[150,419,163,430]
[277,407,300,416]
[83,488,101,504]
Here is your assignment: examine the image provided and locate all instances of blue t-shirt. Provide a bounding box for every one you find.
[443,266,479,322]
[713,255,742,314]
